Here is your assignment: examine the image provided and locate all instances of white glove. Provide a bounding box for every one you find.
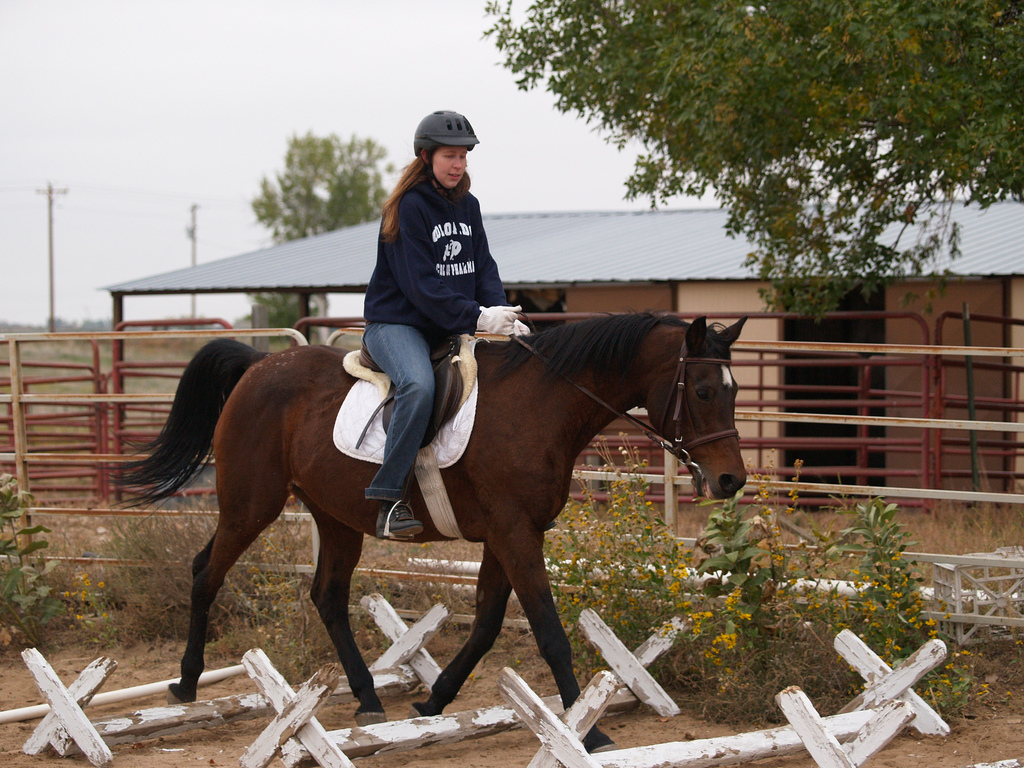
[476,305,522,336]
[511,319,529,336]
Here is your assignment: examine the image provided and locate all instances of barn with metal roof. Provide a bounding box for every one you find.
[105,202,1024,326]
[104,208,751,314]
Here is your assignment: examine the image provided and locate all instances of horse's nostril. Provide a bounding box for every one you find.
[718,473,744,496]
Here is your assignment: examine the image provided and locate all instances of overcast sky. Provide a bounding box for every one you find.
[1,0,714,327]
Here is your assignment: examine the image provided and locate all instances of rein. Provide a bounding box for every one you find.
[511,334,738,489]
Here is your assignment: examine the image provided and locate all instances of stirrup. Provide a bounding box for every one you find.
[376,500,424,540]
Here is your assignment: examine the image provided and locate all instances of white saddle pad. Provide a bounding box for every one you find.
[333,367,478,468]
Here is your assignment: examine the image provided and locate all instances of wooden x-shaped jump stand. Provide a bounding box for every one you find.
[496,612,691,768]
[362,593,447,688]
[20,649,118,767]
[241,649,354,768]
[498,630,950,768]
[577,608,687,717]
[777,688,914,768]
[771,630,949,767]
[242,595,452,768]
[833,628,949,736]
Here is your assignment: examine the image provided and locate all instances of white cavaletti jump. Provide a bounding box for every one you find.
[497,629,950,768]
[16,594,447,767]
[279,609,690,767]
[17,599,979,768]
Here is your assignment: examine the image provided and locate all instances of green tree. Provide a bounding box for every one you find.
[252,131,391,243]
[248,292,305,329]
[250,131,392,325]
[487,0,1024,315]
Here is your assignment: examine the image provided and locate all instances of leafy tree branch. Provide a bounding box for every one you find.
[487,0,1023,314]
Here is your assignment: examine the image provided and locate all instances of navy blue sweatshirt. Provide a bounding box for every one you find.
[363,182,508,344]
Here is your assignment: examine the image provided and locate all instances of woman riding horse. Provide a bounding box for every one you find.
[363,109,527,540]
[121,310,746,754]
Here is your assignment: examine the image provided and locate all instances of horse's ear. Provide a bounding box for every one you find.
[718,316,747,347]
[685,316,708,354]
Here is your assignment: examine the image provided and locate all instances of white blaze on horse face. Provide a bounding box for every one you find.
[721,364,734,390]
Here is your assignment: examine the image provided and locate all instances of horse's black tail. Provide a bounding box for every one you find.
[117,338,267,506]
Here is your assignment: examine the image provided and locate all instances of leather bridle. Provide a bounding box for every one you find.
[511,334,739,491]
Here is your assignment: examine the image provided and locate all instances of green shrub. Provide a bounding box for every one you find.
[546,457,978,723]
[1,473,64,646]
[546,449,687,675]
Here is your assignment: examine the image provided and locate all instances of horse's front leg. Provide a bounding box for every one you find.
[495,530,615,753]
[307,514,385,725]
[412,543,513,716]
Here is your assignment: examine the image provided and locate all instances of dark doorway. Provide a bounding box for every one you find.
[783,292,887,486]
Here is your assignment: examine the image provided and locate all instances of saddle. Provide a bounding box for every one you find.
[356,335,466,448]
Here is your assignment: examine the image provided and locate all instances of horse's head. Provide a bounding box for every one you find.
[649,316,747,499]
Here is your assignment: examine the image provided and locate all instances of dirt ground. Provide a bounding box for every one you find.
[1,631,1022,768]
[2,513,1022,767]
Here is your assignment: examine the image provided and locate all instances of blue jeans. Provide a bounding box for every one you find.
[361,322,435,502]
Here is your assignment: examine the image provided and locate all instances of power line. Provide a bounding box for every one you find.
[35,182,68,333]
[72,183,247,207]
[4,180,249,209]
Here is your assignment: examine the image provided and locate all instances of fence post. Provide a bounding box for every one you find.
[663,449,677,533]
[963,303,981,492]
[8,338,30,497]
[251,305,270,353]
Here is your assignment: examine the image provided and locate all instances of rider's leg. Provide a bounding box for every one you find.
[362,322,433,539]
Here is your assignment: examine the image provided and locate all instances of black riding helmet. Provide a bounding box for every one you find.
[414,110,479,154]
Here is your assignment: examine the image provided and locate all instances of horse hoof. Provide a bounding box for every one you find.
[583,728,616,754]
[166,682,194,704]
[355,710,387,727]
[409,701,433,717]
[408,702,439,719]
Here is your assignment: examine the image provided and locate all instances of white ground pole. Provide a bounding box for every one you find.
[0,662,245,725]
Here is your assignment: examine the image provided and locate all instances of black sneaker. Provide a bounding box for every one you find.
[376,500,424,540]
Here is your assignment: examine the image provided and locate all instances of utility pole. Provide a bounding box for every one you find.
[186,203,198,317]
[36,182,68,332]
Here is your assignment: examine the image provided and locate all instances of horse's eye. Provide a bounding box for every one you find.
[696,387,713,402]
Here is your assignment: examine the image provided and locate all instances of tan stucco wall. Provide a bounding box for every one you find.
[885,278,1006,419]
[565,285,673,313]
[888,279,1005,344]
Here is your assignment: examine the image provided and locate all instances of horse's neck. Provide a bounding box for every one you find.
[480,347,649,453]
[553,369,647,451]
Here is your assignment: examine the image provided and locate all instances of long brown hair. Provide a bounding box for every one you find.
[380,151,472,242]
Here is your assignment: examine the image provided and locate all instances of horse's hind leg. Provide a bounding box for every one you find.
[305,511,386,725]
[412,544,513,716]
[169,487,286,703]
[168,533,219,702]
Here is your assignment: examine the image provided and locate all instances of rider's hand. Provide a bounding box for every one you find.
[511,319,529,337]
[476,305,522,336]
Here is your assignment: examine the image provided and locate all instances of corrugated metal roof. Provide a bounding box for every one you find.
[105,202,1024,295]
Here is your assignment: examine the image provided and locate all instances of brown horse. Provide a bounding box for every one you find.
[119,312,746,752]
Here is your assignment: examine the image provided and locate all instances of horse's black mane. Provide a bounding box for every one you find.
[496,312,731,380]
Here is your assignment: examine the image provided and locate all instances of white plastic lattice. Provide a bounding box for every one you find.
[932,547,1024,644]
